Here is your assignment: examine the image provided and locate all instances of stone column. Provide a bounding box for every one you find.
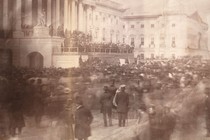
[71,0,76,31]
[38,0,42,17]
[13,0,24,38]
[47,0,52,26]
[55,0,60,29]
[64,0,68,30]
[3,0,9,30]
[24,0,33,26]
[78,1,84,32]
[83,5,88,33]
[68,1,71,31]
[91,6,94,26]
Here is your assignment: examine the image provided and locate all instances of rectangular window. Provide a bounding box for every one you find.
[123,38,125,43]
[140,54,144,59]
[95,15,98,21]
[172,23,176,27]
[123,25,125,29]
[131,25,135,29]
[151,24,155,28]
[172,37,175,43]
[141,24,144,28]
[141,37,144,45]
[131,37,135,46]
[151,37,154,44]
[172,37,176,47]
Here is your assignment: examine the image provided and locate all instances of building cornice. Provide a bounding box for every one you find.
[95,1,126,12]
[122,14,161,19]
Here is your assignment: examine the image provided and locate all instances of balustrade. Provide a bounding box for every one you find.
[53,47,133,54]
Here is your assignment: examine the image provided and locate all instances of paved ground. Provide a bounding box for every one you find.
[7,111,210,140]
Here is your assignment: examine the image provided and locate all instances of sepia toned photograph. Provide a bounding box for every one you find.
[0,0,210,140]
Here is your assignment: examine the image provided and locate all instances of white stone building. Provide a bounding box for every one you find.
[0,0,209,68]
[121,0,209,59]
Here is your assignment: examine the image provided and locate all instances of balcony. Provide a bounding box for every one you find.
[53,47,134,55]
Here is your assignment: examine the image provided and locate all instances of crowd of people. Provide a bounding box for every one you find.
[62,31,134,53]
[0,56,210,139]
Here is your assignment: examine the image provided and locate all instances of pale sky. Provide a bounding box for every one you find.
[117,0,210,22]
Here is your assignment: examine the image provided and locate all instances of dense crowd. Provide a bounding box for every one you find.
[63,31,134,52]
[0,56,210,139]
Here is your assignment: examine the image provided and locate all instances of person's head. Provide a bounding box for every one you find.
[103,86,109,92]
[148,105,156,115]
[120,85,126,92]
[110,79,115,86]
[37,78,42,85]
[29,79,35,85]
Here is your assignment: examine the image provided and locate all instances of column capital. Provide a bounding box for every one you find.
[77,0,83,3]
[83,4,88,10]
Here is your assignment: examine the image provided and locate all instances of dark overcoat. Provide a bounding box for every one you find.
[100,91,113,113]
[115,91,129,113]
[75,105,93,139]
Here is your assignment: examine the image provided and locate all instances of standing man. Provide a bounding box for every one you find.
[34,79,45,127]
[115,85,129,127]
[100,86,113,127]
[75,96,93,140]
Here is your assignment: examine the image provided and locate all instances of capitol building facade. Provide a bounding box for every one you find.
[0,0,209,68]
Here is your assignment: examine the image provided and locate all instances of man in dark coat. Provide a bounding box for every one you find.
[148,105,176,140]
[100,86,113,127]
[8,89,25,136]
[75,96,93,140]
[34,79,45,127]
[115,85,129,127]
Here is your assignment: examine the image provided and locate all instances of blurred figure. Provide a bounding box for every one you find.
[8,89,25,136]
[62,98,75,140]
[75,96,93,140]
[148,105,176,140]
[100,86,113,127]
[114,85,129,127]
[205,86,210,137]
[34,78,45,127]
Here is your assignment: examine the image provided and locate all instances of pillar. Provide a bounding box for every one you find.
[78,1,84,31]
[68,0,71,31]
[38,0,42,16]
[47,0,52,26]
[64,0,68,30]
[83,5,88,33]
[55,0,60,29]
[24,0,33,26]
[13,0,24,38]
[3,0,9,30]
[71,0,76,31]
